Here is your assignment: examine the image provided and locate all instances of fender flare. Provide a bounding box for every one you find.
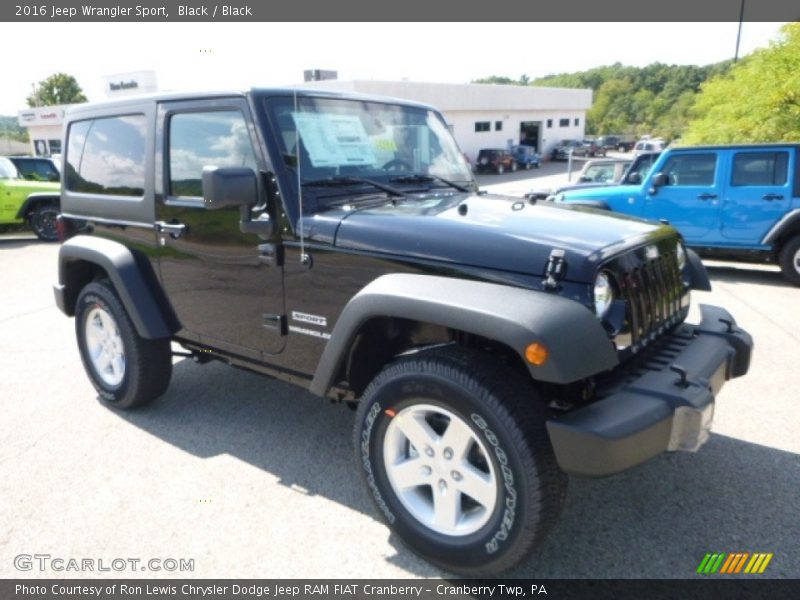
[309,274,619,397]
[761,208,800,246]
[56,236,175,339]
[686,248,711,291]
[15,192,60,219]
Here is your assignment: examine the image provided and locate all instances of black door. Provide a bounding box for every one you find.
[155,98,285,358]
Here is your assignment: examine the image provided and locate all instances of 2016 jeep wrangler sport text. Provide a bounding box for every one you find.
[54,89,752,575]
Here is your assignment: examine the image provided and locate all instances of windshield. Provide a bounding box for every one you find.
[581,164,617,182]
[0,157,19,179]
[264,95,474,190]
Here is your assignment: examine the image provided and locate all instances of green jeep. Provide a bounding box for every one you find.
[0,156,60,240]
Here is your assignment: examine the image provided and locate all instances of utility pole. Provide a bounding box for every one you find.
[734,0,745,63]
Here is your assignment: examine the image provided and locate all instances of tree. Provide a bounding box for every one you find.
[27,73,87,107]
[471,75,521,85]
[683,23,800,144]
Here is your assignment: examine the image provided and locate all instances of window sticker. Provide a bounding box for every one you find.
[292,113,377,167]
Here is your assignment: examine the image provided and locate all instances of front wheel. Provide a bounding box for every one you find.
[75,280,172,408]
[29,203,59,241]
[510,162,518,172]
[354,347,566,575]
[495,164,504,175]
[779,236,800,286]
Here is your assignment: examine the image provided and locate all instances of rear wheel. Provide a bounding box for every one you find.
[778,236,800,286]
[75,280,172,408]
[510,162,518,172]
[354,346,566,575]
[28,203,59,241]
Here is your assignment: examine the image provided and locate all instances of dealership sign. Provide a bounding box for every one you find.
[17,107,66,127]
[103,70,157,97]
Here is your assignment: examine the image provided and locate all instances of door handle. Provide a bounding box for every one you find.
[697,193,717,200]
[762,193,784,201]
[155,221,186,238]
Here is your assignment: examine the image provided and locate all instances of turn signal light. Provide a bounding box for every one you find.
[525,342,549,366]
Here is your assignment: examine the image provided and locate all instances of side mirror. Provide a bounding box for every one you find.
[202,166,257,210]
[651,172,668,187]
[626,172,641,185]
[578,176,591,183]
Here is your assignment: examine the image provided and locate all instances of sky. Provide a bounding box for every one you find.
[0,21,788,115]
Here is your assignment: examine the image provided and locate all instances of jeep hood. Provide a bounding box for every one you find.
[309,193,675,283]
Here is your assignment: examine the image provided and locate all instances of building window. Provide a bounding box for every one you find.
[574,118,580,126]
[475,121,490,133]
[546,119,553,128]
[559,118,570,127]
[494,121,503,131]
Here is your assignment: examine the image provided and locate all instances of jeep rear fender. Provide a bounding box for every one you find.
[55,236,175,339]
[761,208,800,246]
[16,193,60,219]
[309,274,619,396]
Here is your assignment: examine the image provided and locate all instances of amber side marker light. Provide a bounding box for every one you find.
[525,343,549,366]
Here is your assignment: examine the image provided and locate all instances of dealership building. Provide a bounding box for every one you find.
[17,75,591,163]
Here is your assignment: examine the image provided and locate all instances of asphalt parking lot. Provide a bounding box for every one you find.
[1,167,798,579]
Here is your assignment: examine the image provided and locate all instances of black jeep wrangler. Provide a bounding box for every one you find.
[53,89,752,575]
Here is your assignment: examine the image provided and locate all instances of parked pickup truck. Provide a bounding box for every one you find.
[556,144,800,285]
[595,135,636,153]
[53,89,752,575]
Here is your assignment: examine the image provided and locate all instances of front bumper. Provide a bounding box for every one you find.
[546,304,753,476]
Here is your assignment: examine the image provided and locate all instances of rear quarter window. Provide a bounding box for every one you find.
[65,114,146,196]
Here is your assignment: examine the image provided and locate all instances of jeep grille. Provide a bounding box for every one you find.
[615,247,686,350]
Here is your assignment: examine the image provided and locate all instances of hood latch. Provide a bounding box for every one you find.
[543,248,567,290]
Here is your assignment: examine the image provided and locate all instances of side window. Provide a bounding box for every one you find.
[660,153,717,186]
[732,152,788,186]
[65,115,146,196]
[168,110,258,198]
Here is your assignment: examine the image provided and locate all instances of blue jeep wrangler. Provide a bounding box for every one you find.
[555,144,800,285]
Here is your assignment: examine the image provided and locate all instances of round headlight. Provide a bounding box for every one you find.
[676,243,687,270]
[594,272,614,318]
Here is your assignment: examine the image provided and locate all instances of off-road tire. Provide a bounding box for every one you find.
[29,203,59,242]
[354,346,566,575]
[778,235,800,286]
[75,280,172,408]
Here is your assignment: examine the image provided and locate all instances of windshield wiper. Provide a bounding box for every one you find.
[302,176,405,198]
[388,173,471,193]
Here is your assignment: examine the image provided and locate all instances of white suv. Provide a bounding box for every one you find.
[633,138,665,156]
